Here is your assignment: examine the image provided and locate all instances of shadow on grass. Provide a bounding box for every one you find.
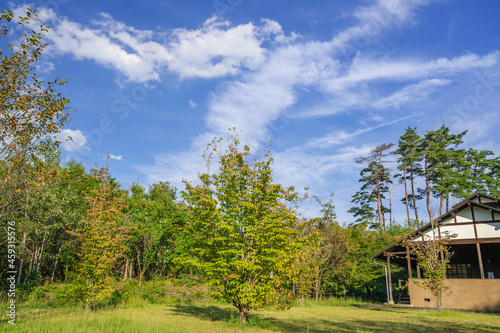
[170,304,500,333]
[170,304,238,322]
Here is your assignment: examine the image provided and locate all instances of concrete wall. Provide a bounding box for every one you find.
[408,278,500,311]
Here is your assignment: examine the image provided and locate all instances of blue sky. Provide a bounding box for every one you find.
[9,0,500,223]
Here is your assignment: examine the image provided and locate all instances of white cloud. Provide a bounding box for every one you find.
[45,18,161,82]
[167,18,278,79]
[203,37,342,145]
[36,61,55,74]
[27,9,287,82]
[189,99,197,108]
[54,129,88,151]
[98,153,124,161]
[373,79,451,109]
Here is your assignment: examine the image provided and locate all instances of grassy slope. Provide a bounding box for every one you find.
[1,301,499,333]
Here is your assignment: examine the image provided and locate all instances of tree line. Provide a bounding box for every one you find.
[349,126,500,230]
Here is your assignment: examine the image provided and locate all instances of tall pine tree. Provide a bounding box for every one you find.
[351,144,394,229]
[420,125,467,222]
[394,127,423,228]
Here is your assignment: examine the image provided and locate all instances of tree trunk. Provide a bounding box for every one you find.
[18,191,29,285]
[437,295,443,312]
[123,258,129,280]
[403,168,411,227]
[28,249,34,279]
[410,169,419,227]
[425,150,433,223]
[129,259,134,278]
[51,259,58,283]
[36,233,47,273]
[50,247,62,283]
[389,185,393,228]
[439,184,444,216]
[237,303,250,323]
[17,232,27,285]
[314,272,321,301]
[377,153,384,230]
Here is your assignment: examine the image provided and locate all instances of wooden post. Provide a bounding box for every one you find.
[476,243,485,279]
[406,245,412,279]
[416,264,421,278]
[387,255,394,304]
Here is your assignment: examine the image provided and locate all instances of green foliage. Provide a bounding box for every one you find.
[19,279,212,308]
[32,283,85,305]
[330,224,402,301]
[348,190,376,226]
[177,131,313,322]
[421,125,467,220]
[455,148,500,198]
[125,180,190,282]
[299,195,350,302]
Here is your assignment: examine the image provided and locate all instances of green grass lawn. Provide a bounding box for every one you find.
[1,300,499,332]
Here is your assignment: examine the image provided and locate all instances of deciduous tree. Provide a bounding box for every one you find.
[178,132,312,322]
[0,8,72,220]
[71,165,130,309]
[404,227,454,312]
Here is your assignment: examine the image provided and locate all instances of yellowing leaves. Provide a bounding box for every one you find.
[178,131,312,322]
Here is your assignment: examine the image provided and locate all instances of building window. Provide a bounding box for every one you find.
[446,263,471,278]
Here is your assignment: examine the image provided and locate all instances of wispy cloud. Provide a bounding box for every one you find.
[373,79,451,109]
[328,52,499,91]
[331,0,435,52]
[303,113,421,149]
[272,144,375,194]
[296,52,498,118]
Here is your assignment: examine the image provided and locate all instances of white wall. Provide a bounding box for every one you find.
[476,222,500,238]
